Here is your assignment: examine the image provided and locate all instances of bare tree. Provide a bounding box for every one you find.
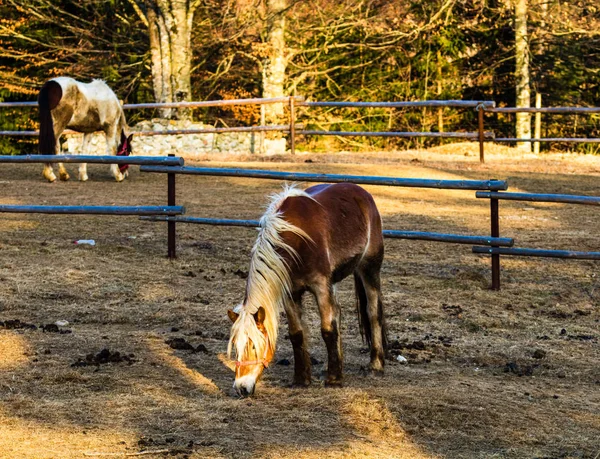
[515,0,531,150]
[128,0,200,119]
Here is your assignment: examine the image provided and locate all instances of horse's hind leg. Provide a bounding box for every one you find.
[284,292,312,387]
[314,281,343,386]
[356,258,387,373]
[42,163,56,183]
[78,134,91,181]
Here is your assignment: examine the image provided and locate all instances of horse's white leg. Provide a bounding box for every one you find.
[42,132,62,182]
[105,127,125,182]
[78,134,91,181]
[110,163,125,182]
[56,133,69,181]
[42,163,57,183]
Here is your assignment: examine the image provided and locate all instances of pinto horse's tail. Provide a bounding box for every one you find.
[354,273,388,351]
[38,80,62,154]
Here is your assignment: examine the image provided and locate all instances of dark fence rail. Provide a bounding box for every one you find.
[139,166,508,191]
[0,205,184,216]
[140,216,514,247]
[476,191,600,206]
[473,247,600,260]
[0,154,183,166]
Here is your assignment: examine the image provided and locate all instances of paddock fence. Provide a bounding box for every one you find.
[139,165,514,289]
[1,98,599,288]
[2,97,600,162]
[0,154,184,258]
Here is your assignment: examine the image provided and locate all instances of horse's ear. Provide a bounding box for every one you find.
[253,307,265,325]
[227,309,239,323]
[120,130,127,143]
[127,134,133,143]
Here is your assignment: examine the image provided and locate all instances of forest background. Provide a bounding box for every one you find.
[0,0,599,155]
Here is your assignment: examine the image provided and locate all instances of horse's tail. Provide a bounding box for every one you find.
[354,273,388,351]
[38,80,62,154]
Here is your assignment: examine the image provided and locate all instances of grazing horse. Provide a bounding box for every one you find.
[38,77,133,183]
[228,183,387,397]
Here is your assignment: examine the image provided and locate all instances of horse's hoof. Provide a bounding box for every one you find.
[79,175,89,182]
[115,174,125,182]
[43,172,57,183]
[324,378,343,388]
[370,368,385,377]
[59,173,70,181]
[291,380,311,388]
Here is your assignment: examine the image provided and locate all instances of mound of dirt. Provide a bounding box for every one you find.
[71,349,136,367]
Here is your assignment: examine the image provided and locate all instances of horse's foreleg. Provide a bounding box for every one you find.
[285,293,311,387]
[110,164,125,182]
[315,282,343,386]
[106,130,125,182]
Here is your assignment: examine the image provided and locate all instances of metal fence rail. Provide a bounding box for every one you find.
[476,191,600,206]
[473,247,600,260]
[140,216,515,247]
[0,154,183,166]
[0,205,184,216]
[139,166,508,191]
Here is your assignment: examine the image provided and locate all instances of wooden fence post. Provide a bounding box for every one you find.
[289,96,296,155]
[490,184,501,290]
[478,104,485,164]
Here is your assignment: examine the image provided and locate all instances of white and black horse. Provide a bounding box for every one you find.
[38,77,133,182]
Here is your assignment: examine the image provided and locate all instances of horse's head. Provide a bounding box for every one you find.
[227,306,274,397]
[117,131,133,173]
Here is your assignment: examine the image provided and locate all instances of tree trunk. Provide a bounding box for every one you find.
[262,0,288,154]
[146,0,197,119]
[515,0,531,151]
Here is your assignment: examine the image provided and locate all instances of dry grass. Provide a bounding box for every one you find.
[0,143,599,459]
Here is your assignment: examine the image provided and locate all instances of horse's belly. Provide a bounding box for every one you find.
[67,109,102,133]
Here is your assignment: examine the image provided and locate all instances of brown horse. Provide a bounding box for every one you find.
[228,183,387,397]
[38,77,133,183]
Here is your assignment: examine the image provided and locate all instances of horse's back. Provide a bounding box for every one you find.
[278,183,383,281]
[48,77,121,132]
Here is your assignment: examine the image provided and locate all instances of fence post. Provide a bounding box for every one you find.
[478,104,485,164]
[490,184,501,290]
[167,153,176,259]
[534,93,542,154]
[289,96,296,155]
[260,105,266,154]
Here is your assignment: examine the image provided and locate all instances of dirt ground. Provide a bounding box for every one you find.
[0,143,598,459]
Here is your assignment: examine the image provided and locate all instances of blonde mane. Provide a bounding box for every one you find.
[228,185,314,361]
